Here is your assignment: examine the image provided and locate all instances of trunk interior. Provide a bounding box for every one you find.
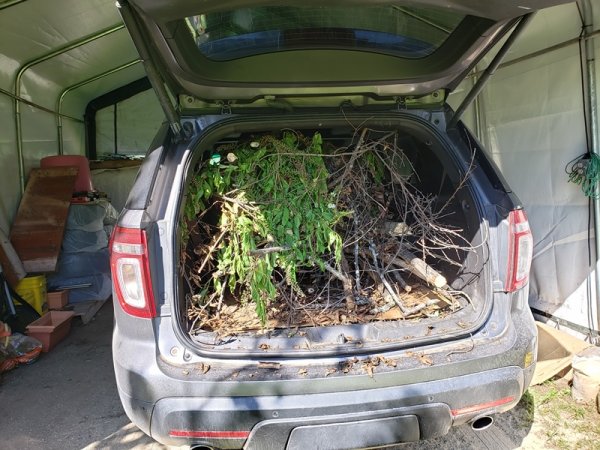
[175,116,491,357]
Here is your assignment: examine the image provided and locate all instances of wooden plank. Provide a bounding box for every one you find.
[72,299,107,324]
[0,227,26,287]
[10,167,78,273]
[89,159,142,170]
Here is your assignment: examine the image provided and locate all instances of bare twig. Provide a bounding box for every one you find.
[390,269,411,293]
[195,230,226,276]
[216,275,228,318]
[329,128,368,189]
[249,246,290,255]
[368,241,425,317]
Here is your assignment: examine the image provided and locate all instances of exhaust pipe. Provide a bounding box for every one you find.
[190,446,215,450]
[470,415,494,431]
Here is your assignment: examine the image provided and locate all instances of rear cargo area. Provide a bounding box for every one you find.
[176,119,490,354]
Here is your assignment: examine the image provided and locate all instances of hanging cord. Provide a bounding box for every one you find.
[565,152,600,198]
[565,21,598,198]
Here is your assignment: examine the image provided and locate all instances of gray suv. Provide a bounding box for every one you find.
[109,1,560,448]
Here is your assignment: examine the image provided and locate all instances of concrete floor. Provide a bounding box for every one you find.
[0,302,536,450]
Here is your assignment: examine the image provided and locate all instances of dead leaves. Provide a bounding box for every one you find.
[361,357,379,378]
[406,351,433,366]
[339,355,399,378]
[359,355,396,377]
[376,307,404,321]
[381,356,397,368]
[196,362,211,374]
[419,354,433,366]
[189,276,461,337]
[341,357,359,374]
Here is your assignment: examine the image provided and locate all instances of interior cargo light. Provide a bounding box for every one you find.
[505,209,533,293]
[110,226,157,318]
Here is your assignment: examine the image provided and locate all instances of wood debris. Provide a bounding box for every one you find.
[325,368,337,377]
[258,361,281,370]
[182,129,477,336]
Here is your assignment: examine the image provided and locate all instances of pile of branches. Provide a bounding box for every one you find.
[181,129,474,333]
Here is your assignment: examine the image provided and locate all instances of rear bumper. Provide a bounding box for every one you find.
[117,365,531,449]
[112,292,537,448]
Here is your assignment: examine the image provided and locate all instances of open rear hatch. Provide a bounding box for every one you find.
[120,0,568,110]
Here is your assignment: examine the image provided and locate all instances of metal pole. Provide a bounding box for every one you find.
[448,14,535,129]
[0,87,83,122]
[56,60,141,154]
[472,73,484,141]
[581,0,600,337]
[14,23,125,193]
[468,29,600,80]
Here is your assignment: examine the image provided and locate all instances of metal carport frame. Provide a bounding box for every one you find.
[13,22,125,192]
[56,59,142,155]
[581,0,600,340]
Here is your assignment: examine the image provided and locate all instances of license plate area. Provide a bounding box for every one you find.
[286,415,419,450]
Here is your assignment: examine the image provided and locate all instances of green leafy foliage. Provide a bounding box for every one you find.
[184,132,346,324]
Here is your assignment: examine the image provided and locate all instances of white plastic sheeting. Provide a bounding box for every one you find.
[92,166,140,212]
[484,46,593,327]
[96,89,164,156]
[449,3,599,336]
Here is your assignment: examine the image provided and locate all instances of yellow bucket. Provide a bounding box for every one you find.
[15,275,47,315]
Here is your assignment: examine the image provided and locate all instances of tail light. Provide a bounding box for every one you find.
[505,209,533,292]
[110,226,157,318]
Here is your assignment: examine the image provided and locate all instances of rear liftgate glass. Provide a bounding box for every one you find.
[185,5,464,61]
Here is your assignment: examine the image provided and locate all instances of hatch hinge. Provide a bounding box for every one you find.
[395,96,407,110]
[218,100,233,115]
[339,99,356,114]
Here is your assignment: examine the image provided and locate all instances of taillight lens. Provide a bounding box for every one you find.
[110,226,157,318]
[505,209,533,292]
